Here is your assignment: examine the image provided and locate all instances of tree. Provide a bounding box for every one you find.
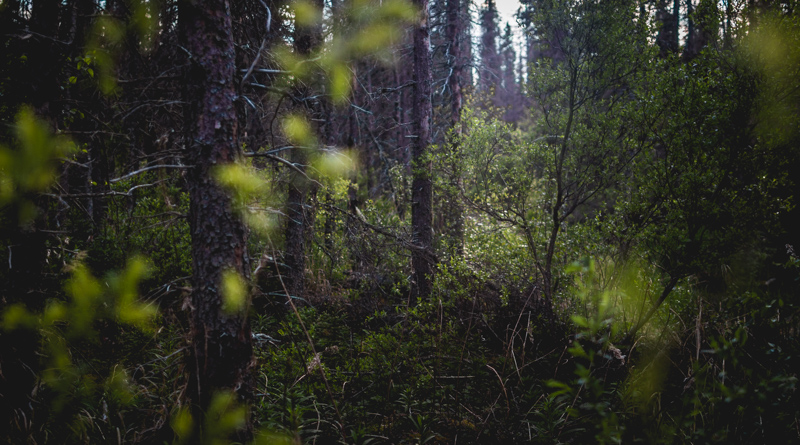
[656,0,680,56]
[519,0,567,66]
[684,0,719,60]
[619,40,789,340]
[179,0,254,434]
[462,0,654,307]
[411,0,435,299]
[440,0,469,255]
[478,0,501,99]
[445,0,467,129]
[283,0,325,301]
[499,23,523,123]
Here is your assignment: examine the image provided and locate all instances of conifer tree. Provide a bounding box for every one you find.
[411,0,435,299]
[180,0,254,434]
[479,0,501,97]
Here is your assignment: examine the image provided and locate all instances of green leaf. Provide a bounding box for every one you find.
[329,63,352,104]
[1,304,37,331]
[293,0,322,27]
[221,269,248,314]
[282,114,316,147]
[311,148,357,180]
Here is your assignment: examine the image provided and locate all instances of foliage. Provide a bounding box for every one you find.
[0,108,76,223]
[2,0,800,443]
[1,257,157,440]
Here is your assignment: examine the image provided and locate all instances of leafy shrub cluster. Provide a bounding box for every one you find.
[2,1,800,444]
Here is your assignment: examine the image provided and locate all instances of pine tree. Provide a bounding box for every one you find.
[411,0,435,300]
[499,23,522,122]
[656,0,680,56]
[479,0,501,97]
[180,0,254,436]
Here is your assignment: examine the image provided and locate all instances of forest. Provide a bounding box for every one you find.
[1,0,799,442]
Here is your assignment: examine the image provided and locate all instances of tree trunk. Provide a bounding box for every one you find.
[180,0,254,436]
[444,0,465,256]
[479,0,501,97]
[283,0,323,300]
[30,0,61,116]
[686,0,695,55]
[655,0,679,56]
[411,0,434,300]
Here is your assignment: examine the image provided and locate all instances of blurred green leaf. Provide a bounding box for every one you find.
[205,392,248,444]
[0,108,75,214]
[329,63,352,104]
[131,0,158,52]
[311,148,357,180]
[293,0,322,27]
[0,304,37,331]
[171,407,194,444]
[351,23,401,55]
[221,269,248,314]
[282,114,316,147]
[214,163,269,203]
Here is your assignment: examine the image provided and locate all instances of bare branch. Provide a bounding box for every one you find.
[109,165,192,184]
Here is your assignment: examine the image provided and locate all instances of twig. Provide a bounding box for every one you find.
[263,154,323,188]
[486,364,510,415]
[110,165,190,183]
[321,202,438,262]
[43,179,169,198]
[243,145,301,157]
[241,37,269,88]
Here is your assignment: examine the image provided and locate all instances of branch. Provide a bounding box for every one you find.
[321,202,438,263]
[239,68,290,75]
[109,165,191,183]
[43,179,169,198]
[240,37,268,88]
[263,154,323,188]
[243,145,297,157]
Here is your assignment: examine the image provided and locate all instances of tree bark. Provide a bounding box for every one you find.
[29,0,61,116]
[180,0,254,435]
[411,0,434,300]
[444,0,465,256]
[283,0,323,300]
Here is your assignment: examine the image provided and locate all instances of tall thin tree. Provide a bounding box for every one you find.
[411,0,434,300]
[479,0,501,97]
[656,0,680,56]
[180,0,254,434]
[443,0,467,255]
[284,0,324,301]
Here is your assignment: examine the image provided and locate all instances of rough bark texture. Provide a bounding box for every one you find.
[411,0,434,300]
[284,164,310,299]
[446,0,463,130]
[444,0,465,255]
[180,0,254,430]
